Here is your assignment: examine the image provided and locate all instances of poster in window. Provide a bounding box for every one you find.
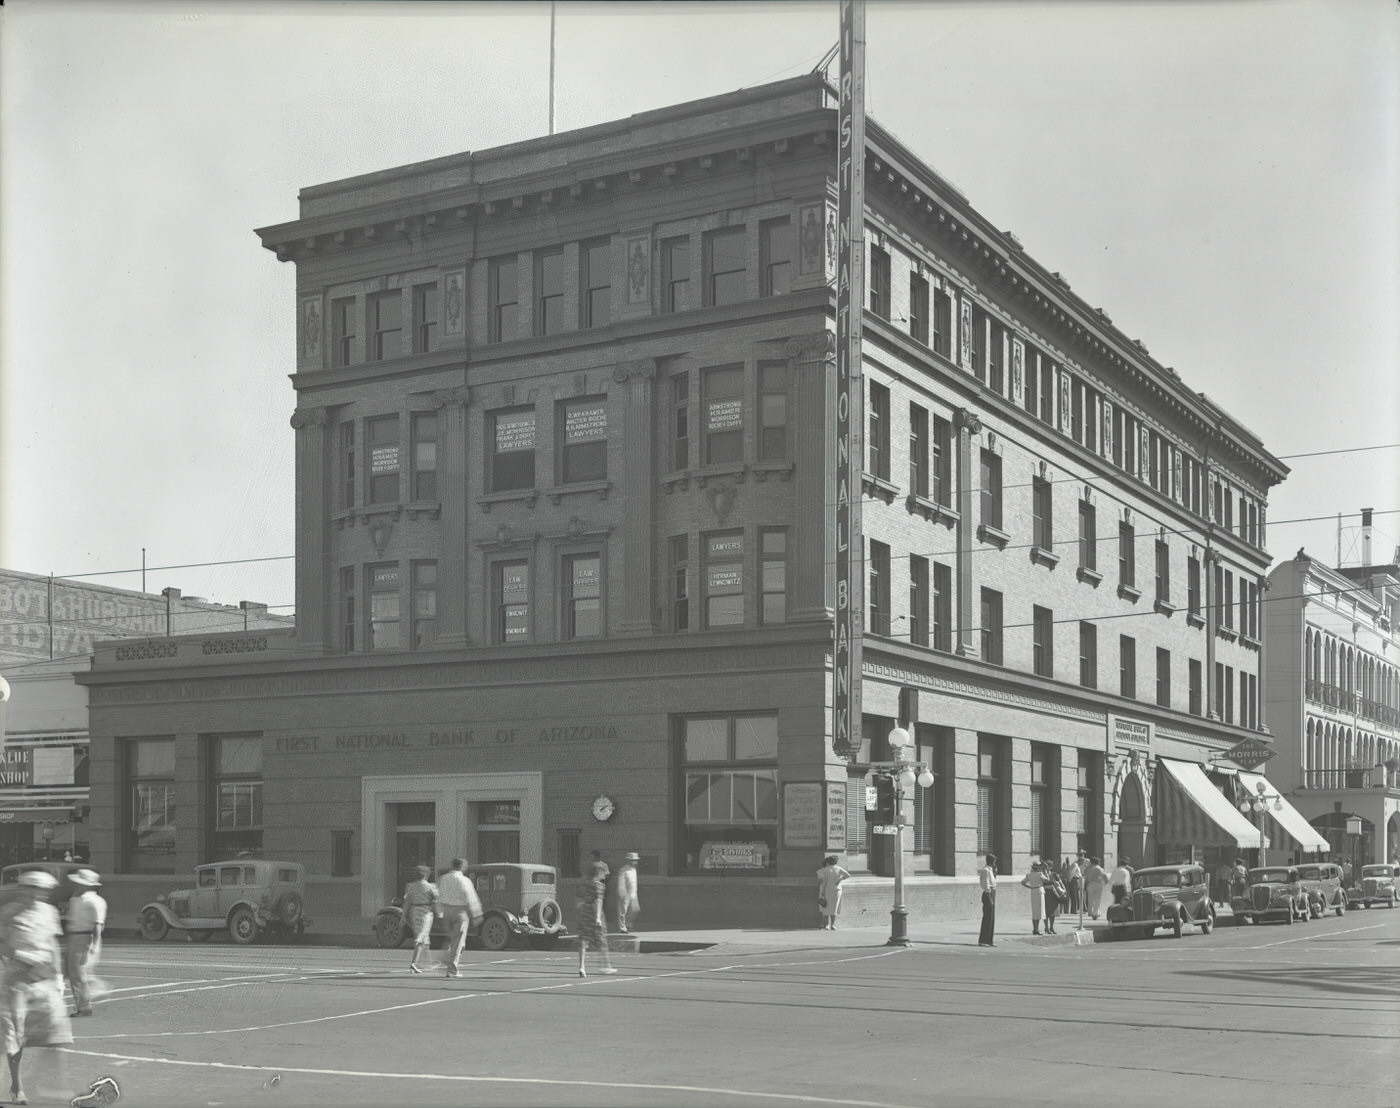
[699,841,769,869]
[626,236,650,304]
[825,781,846,851]
[371,444,399,475]
[783,783,823,848]
[495,411,535,452]
[443,268,466,337]
[565,404,607,442]
[706,398,743,432]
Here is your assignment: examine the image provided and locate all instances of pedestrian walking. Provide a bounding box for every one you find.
[401,865,439,973]
[1109,856,1133,905]
[977,853,998,947]
[1043,862,1065,934]
[615,852,641,933]
[575,861,616,977]
[1230,857,1249,900]
[436,858,483,978]
[63,869,106,1017]
[1082,857,1109,919]
[0,871,73,1105]
[1065,852,1085,914]
[1020,860,1051,935]
[815,856,852,930]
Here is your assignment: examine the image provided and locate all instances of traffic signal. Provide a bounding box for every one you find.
[873,773,896,823]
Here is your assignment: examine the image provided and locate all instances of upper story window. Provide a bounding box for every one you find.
[1024,345,1040,416]
[494,560,531,645]
[412,561,437,649]
[490,407,536,492]
[869,244,891,319]
[1187,554,1202,620]
[988,320,1006,394]
[340,422,356,510]
[559,397,607,484]
[760,218,792,297]
[1032,478,1053,551]
[869,539,891,636]
[1079,501,1097,571]
[535,247,566,336]
[932,417,952,508]
[670,535,690,632]
[758,362,787,462]
[341,567,355,652]
[909,404,929,498]
[980,588,1003,665]
[909,272,929,345]
[489,255,519,342]
[670,372,690,471]
[332,297,356,367]
[368,563,402,651]
[563,553,602,639]
[868,381,890,481]
[931,287,952,359]
[369,291,402,361]
[1079,622,1097,688]
[663,236,690,313]
[703,365,744,465]
[980,449,1003,531]
[1033,605,1054,678]
[582,239,611,328]
[705,227,747,307]
[1155,539,1171,605]
[413,283,438,353]
[1119,522,1136,589]
[760,528,787,625]
[367,415,401,504]
[411,412,438,501]
[703,531,744,628]
[970,305,987,382]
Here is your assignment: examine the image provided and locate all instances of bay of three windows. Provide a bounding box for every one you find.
[332,282,440,367]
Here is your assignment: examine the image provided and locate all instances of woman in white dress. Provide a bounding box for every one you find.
[815,856,852,930]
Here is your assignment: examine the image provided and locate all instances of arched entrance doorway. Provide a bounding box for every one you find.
[1116,774,1148,868]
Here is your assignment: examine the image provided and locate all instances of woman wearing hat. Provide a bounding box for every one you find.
[63,869,106,1017]
[574,861,616,977]
[1019,860,1051,935]
[0,870,73,1104]
[615,852,641,934]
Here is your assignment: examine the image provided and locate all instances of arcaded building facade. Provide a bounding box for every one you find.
[78,77,1288,926]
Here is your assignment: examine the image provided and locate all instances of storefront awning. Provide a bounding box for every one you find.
[0,808,71,824]
[1155,759,1268,851]
[1237,771,1330,854]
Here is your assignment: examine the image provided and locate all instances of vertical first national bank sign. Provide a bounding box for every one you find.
[833,0,865,758]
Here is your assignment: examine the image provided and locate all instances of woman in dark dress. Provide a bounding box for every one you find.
[574,861,616,977]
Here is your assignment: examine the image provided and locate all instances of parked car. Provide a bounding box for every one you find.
[1230,866,1310,924]
[1346,863,1398,909]
[0,862,87,924]
[373,862,565,952]
[1295,862,1347,918]
[138,860,308,944]
[1105,864,1216,938]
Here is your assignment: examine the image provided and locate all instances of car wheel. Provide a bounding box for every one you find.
[139,908,169,942]
[478,913,511,951]
[228,906,259,945]
[1285,907,1293,925]
[1335,897,1345,917]
[188,930,213,942]
[527,932,560,951]
[1200,908,1214,935]
[373,913,406,949]
[275,893,304,928]
[1309,899,1322,919]
[1389,895,1396,910]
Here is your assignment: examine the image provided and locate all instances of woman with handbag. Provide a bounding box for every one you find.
[1020,860,1051,935]
[1043,862,1066,934]
[815,856,851,931]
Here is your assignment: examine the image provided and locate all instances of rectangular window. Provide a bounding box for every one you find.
[703,365,744,465]
[970,304,987,381]
[560,397,608,484]
[980,588,1003,665]
[931,287,952,358]
[908,271,929,345]
[705,227,747,306]
[932,416,952,507]
[411,560,437,649]
[1039,359,1054,424]
[331,830,353,878]
[1077,751,1103,858]
[1029,743,1054,859]
[760,529,787,625]
[367,415,400,504]
[1224,571,1235,629]
[1079,501,1097,571]
[758,362,787,461]
[869,540,891,636]
[909,554,929,647]
[932,562,952,652]
[125,737,176,872]
[663,236,690,313]
[340,421,356,510]
[581,238,611,327]
[988,320,1005,394]
[413,283,438,353]
[489,255,518,342]
[1071,379,1084,441]
[1079,622,1097,688]
[1024,346,1039,415]
[1119,522,1136,588]
[369,290,402,361]
[490,407,536,492]
[869,244,891,319]
[341,566,355,652]
[980,449,1002,530]
[208,734,263,861]
[680,714,779,875]
[1033,478,1053,551]
[1033,605,1054,678]
[868,381,890,480]
[760,218,792,297]
[1120,635,1137,698]
[332,297,356,366]
[368,563,401,651]
[535,247,565,336]
[909,404,929,498]
[1155,539,1171,605]
[1189,659,1203,715]
[495,560,530,644]
[1187,555,1201,619]
[976,736,1007,861]
[704,531,744,628]
[1225,664,1235,723]
[670,372,690,471]
[564,553,602,639]
[411,411,437,501]
[1156,647,1171,708]
[670,535,689,632]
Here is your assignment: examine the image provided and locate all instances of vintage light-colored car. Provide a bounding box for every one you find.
[138,860,308,944]
[1230,866,1310,924]
[1346,863,1398,909]
[1105,864,1216,938]
[373,862,565,951]
[1295,862,1347,918]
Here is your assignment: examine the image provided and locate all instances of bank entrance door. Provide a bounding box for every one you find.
[393,802,436,900]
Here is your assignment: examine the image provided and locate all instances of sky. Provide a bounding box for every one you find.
[2,0,1397,616]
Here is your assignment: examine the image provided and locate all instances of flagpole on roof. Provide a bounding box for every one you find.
[548,1,557,136]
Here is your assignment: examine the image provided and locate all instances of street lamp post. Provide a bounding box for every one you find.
[883,726,935,947]
[1238,780,1283,866]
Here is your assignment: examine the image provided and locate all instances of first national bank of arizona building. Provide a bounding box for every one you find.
[77,77,1290,927]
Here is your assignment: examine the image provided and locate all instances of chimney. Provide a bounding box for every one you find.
[1361,507,1373,566]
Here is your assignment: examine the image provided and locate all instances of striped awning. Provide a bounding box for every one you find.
[1237,771,1330,854]
[1155,759,1268,851]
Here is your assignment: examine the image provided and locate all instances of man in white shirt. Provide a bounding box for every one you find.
[977,854,997,947]
[65,868,107,1016]
[615,852,641,933]
[1109,857,1133,905]
[436,857,484,978]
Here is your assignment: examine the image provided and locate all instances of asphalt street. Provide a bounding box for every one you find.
[42,908,1400,1108]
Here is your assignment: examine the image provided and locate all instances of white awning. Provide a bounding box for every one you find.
[1237,771,1331,854]
[1156,759,1268,851]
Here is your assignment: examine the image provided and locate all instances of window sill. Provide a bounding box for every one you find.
[1153,599,1177,617]
[1239,634,1261,650]
[1217,627,1238,642]
[978,523,1010,548]
[1117,584,1142,602]
[862,473,900,505]
[1186,613,1206,629]
[546,480,612,505]
[1030,546,1061,569]
[751,461,795,482]
[906,494,958,525]
[1076,567,1103,587]
[478,488,539,513]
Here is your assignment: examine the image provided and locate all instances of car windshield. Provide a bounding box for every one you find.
[1296,868,1320,880]
[1132,871,1180,889]
[1360,866,1395,878]
[1250,869,1292,884]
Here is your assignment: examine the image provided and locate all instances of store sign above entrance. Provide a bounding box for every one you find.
[1222,737,1276,770]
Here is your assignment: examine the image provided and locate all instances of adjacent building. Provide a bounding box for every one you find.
[78,76,1292,926]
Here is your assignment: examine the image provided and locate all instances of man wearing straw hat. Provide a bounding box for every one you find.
[615,852,641,933]
[63,869,107,1017]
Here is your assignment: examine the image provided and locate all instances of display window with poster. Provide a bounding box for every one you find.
[678,714,778,874]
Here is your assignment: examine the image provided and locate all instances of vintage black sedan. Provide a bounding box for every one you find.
[1229,866,1310,924]
[1105,864,1216,939]
[1347,863,1398,909]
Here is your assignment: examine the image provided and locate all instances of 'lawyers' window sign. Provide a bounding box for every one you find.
[565,404,607,442]
[496,411,536,452]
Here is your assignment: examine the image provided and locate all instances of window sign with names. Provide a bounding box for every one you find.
[825,781,846,851]
[565,404,607,442]
[496,411,536,452]
[371,445,399,474]
[707,398,743,432]
[783,783,823,848]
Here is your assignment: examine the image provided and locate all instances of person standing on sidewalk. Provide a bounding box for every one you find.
[977,854,997,946]
[1020,860,1050,935]
[63,869,106,1016]
[1065,853,1084,914]
[815,856,851,931]
[1082,857,1109,919]
[401,865,438,974]
[615,853,641,933]
[436,858,483,978]
[1109,856,1133,906]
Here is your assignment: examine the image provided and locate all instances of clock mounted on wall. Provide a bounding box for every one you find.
[591,795,616,822]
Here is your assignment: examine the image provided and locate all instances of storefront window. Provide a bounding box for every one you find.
[125,737,176,873]
[208,734,262,861]
[679,714,778,874]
